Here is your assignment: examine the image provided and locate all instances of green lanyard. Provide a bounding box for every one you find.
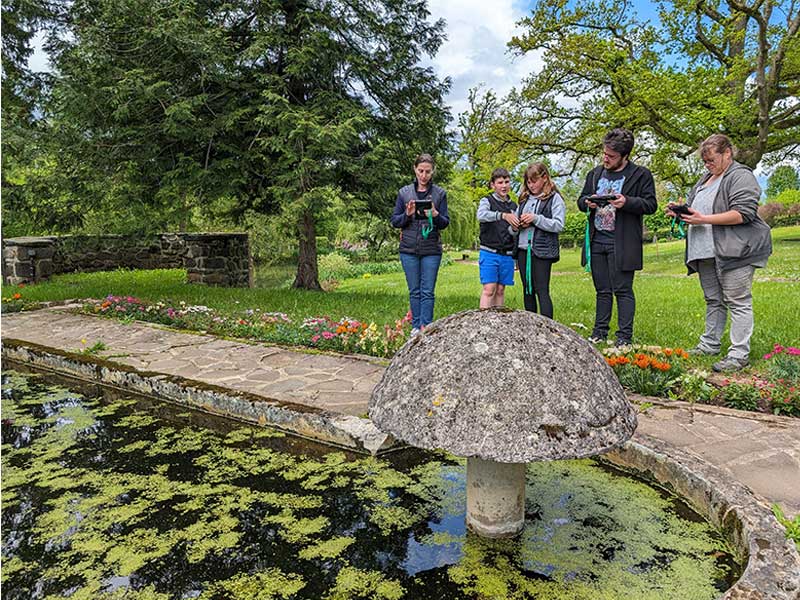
[670,217,686,239]
[583,206,592,273]
[525,237,533,296]
[421,211,434,239]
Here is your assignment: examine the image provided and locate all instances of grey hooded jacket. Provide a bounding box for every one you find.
[685,161,772,273]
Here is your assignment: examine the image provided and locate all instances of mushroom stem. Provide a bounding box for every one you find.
[466,457,526,538]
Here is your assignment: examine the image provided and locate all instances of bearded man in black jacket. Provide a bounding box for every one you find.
[577,128,657,346]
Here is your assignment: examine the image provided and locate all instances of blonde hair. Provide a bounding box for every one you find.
[519,162,557,203]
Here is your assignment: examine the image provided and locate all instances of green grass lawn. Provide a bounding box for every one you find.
[9,227,800,364]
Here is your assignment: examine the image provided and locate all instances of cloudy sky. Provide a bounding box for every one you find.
[425,0,542,120]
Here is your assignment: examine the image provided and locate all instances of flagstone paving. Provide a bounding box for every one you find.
[3,307,799,517]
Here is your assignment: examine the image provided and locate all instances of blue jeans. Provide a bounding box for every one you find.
[400,253,442,329]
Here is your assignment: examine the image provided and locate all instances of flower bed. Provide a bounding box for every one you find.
[602,343,799,417]
[83,295,411,358]
[602,346,689,397]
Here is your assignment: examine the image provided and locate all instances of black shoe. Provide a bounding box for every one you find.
[615,339,632,348]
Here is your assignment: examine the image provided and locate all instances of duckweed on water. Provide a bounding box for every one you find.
[1,370,738,599]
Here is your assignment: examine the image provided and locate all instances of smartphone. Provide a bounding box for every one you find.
[591,194,618,207]
[670,204,692,216]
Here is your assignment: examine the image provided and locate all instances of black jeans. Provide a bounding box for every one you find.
[590,242,635,342]
[517,250,554,318]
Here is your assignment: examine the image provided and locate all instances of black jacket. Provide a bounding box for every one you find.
[577,162,657,271]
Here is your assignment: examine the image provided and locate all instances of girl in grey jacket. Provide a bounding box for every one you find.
[515,162,565,317]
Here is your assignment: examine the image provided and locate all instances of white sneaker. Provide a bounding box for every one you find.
[410,328,421,338]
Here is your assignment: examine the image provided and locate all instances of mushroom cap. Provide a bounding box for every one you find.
[369,309,636,463]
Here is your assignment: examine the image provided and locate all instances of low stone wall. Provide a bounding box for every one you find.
[2,233,251,287]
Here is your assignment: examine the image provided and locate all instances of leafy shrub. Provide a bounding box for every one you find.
[720,382,761,412]
[763,344,800,383]
[773,188,800,208]
[670,371,719,404]
[769,384,800,417]
[758,201,800,227]
[644,205,673,241]
[758,202,785,226]
[774,204,800,227]
[561,212,586,247]
[318,252,352,281]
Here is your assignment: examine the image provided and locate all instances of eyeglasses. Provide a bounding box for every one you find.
[602,151,621,160]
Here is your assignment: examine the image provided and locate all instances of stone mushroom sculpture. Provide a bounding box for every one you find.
[369,309,636,538]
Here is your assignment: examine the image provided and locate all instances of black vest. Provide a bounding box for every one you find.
[518,195,560,261]
[480,195,517,253]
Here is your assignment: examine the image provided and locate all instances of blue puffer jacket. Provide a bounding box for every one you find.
[390,181,450,256]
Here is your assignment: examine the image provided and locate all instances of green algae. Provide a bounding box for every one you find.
[200,569,306,599]
[1,370,739,600]
[325,567,405,600]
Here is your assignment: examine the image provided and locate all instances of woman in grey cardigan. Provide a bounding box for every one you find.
[668,134,772,372]
[514,162,565,317]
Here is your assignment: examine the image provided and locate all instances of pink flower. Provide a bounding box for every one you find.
[787,347,800,356]
[764,352,774,360]
[322,331,335,340]
[774,344,784,353]
[311,335,320,343]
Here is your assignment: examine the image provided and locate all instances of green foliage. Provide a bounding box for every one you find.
[499,0,798,183]
[773,189,800,208]
[439,170,480,250]
[318,253,353,282]
[772,504,800,550]
[603,348,687,397]
[765,353,800,384]
[7,0,451,290]
[720,383,761,412]
[766,166,800,199]
[644,204,675,241]
[562,212,587,247]
[670,371,719,404]
[79,340,108,355]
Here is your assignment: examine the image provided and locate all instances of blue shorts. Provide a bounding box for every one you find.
[479,249,515,286]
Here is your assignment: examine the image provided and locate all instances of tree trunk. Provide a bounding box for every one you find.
[293,208,322,290]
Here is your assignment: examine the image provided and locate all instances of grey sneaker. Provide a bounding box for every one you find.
[588,336,605,344]
[687,346,717,356]
[712,356,749,372]
[410,328,421,338]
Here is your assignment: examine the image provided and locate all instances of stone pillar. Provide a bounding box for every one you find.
[2,237,58,285]
[466,457,526,538]
[183,233,252,287]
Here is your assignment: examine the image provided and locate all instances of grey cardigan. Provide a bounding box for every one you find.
[685,161,772,273]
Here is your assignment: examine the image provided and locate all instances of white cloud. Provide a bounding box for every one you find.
[425,0,543,119]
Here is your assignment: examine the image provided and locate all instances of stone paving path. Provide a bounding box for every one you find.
[3,307,799,517]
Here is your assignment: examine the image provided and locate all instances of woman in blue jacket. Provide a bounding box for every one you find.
[390,154,450,335]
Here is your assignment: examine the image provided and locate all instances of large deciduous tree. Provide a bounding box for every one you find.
[42,0,450,288]
[495,0,799,184]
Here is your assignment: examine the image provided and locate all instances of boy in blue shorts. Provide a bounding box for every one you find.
[477,168,519,308]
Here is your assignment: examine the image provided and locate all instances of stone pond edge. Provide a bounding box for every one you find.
[2,338,798,598]
[1,338,395,455]
[607,436,800,600]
